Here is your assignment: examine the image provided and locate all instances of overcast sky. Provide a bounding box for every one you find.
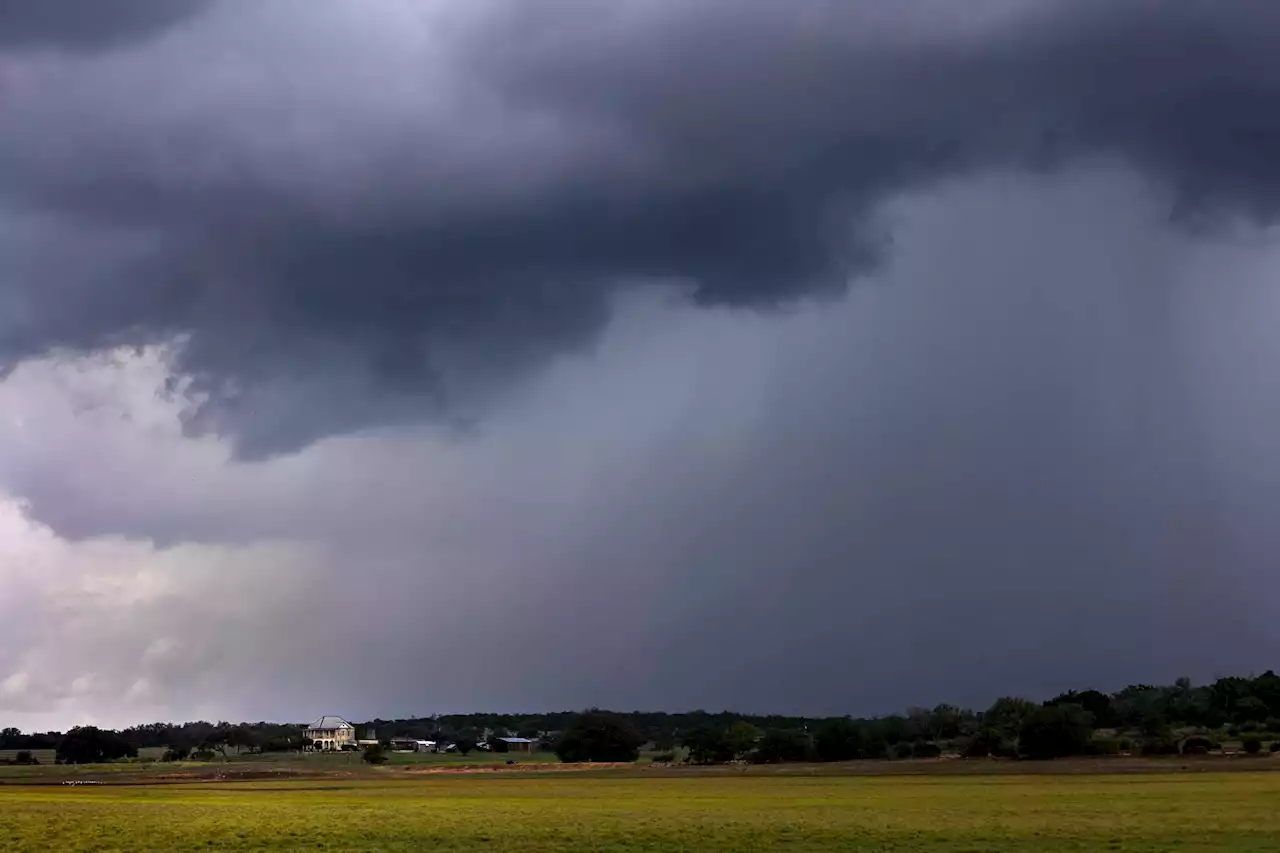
[2,0,1280,730]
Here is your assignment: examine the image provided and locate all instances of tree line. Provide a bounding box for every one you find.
[6,670,1280,764]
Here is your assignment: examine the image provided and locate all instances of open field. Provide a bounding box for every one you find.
[6,767,1280,852]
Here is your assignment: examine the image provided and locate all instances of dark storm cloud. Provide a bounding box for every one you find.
[0,0,211,49]
[3,0,1280,454]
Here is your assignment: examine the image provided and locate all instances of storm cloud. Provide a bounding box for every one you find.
[0,0,210,49]
[2,2,1280,728]
[4,0,1280,454]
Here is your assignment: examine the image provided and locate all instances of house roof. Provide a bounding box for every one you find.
[499,737,534,743]
[307,716,353,730]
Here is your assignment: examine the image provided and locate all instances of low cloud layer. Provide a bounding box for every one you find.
[3,1,1280,455]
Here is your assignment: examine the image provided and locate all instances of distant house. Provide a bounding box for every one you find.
[306,716,357,751]
[389,738,437,753]
[499,737,535,753]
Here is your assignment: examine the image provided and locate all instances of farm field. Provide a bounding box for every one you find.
[6,769,1280,852]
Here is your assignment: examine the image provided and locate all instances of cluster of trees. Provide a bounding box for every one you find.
[7,670,1280,766]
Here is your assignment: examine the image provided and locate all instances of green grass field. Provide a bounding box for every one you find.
[5,769,1280,852]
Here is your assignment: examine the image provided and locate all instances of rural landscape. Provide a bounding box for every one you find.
[6,672,1280,850]
[7,0,1280,850]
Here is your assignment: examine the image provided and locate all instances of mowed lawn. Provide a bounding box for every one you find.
[6,771,1280,852]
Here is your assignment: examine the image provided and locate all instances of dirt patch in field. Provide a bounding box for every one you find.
[399,761,635,775]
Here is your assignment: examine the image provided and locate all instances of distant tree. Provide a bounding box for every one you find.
[814,719,865,762]
[893,742,913,759]
[930,705,965,740]
[725,722,762,760]
[752,730,813,764]
[682,727,734,765]
[555,712,644,763]
[875,716,912,746]
[191,746,217,761]
[0,727,21,748]
[653,732,676,752]
[984,697,1038,735]
[1017,704,1094,760]
[1242,736,1263,755]
[57,727,138,765]
[14,750,37,765]
[363,743,389,764]
[455,738,477,756]
[961,729,1002,759]
[162,746,191,762]
[1047,690,1117,729]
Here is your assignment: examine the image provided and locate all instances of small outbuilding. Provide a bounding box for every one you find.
[499,737,535,753]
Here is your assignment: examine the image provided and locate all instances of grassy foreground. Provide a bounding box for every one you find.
[6,770,1280,852]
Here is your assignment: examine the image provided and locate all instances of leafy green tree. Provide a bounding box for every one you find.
[682,727,734,765]
[1017,704,1093,760]
[725,722,761,759]
[555,712,644,763]
[57,727,138,765]
[455,738,477,756]
[363,743,389,764]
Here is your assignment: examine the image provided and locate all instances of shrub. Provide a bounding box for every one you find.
[1270,742,1280,754]
[161,747,191,762]
[455,738,477,756]
[651,751,676,764]
[992,739,1019,759]
[961,731,999,758]
[1181,736,1213,755]
[1242,736,1263,755]
[1087,738,1122,756]
[14,750,37,765]
[1140,736,1179,756]
[191,747,216,761]
[894,742,913,759]
[362,744,388,765]
[913,741,942,758]
[1117,738,1133,752]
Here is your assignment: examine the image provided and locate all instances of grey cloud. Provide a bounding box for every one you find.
[3,168,1277,725]
[0,0,212,49]
[3,0,1280,456]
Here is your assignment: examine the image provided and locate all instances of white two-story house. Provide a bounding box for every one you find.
[305,716,357,751]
